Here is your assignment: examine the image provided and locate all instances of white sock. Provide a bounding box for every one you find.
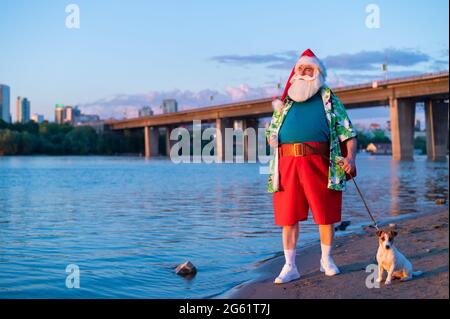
[284,249,296,267]
[321,243,333,263]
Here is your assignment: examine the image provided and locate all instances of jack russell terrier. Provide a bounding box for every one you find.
[376,229,423,285]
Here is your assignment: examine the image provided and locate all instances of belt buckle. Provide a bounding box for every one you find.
[294,143,305,157]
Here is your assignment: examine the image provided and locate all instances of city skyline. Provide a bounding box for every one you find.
[0,0,448,121]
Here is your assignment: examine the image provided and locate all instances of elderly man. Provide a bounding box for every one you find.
[266,49,357,284]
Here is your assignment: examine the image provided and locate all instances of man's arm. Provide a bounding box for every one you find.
[266,100,285,147]
[342,137,357,174]
[331,92,358,174]
[345,137,357,159]
[266,121,279,148]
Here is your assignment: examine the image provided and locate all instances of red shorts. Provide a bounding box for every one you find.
[273,142,342,226]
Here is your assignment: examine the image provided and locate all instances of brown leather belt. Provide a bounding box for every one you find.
[278,142,329,157]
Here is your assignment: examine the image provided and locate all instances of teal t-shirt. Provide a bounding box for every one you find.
[278,91,330,143]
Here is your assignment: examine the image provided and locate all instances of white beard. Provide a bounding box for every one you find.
[288,73,324,102]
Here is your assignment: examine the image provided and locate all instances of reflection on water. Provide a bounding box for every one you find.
[0,154,447,298]
[387,157,448,215]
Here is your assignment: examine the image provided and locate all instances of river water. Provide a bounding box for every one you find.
[0,155,447,298]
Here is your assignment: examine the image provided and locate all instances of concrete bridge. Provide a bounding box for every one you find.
[105,71,449,161]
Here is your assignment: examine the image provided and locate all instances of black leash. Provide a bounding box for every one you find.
[343,165,380,231]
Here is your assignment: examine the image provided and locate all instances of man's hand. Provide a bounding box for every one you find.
[341,156,356,175]
[268,134,278,148]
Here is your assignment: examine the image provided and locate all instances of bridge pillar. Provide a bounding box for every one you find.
[425,99,449,161]
[165,126,172,157]
[216,118,232,162]
[389,98,416,160]
[144,126,160,158]
[243,118,259,162]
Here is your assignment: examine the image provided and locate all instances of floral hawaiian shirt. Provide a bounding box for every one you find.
[265,86,357,193]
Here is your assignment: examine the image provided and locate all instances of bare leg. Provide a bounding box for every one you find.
[282,223,299,250]
[319,224,334,245]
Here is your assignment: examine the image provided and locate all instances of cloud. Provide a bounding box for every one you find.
[211,48,444,72]
[326,69,433,87]
[322,48,430,70]
[430,59,449,71]
[212,47,448,89]
[211,51,298,69]
[78,85,280,119]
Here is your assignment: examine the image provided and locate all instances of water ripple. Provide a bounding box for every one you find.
[0,155,447,298]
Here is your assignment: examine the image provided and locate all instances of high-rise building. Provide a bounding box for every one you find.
[72,106,81,123]
[54,103,100,125]
[31,114,44,124]
[139,106,154,117]
[15,97,20,123]
[55,104,65,124]
[161,99,178,114]
[0,84,11,123]
[16,96,31,123]
[64,105,73,124]
[73,106,81,117]
[60,105,82,125]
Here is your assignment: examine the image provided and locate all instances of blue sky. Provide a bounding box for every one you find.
[0,0,448,122]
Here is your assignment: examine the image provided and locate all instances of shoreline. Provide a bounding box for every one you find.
[225,206,449,299]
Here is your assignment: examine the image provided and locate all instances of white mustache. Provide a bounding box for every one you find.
[289,73,317,84]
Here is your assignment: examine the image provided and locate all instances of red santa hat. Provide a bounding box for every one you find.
[278,48,327,102]
[295,49,326,76]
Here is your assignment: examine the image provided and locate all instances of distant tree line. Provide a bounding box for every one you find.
[356,129,428,155]
[0,120,144,156]
[0,120,430,156]
[355,129,391,149]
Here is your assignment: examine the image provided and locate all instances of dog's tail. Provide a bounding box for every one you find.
[412,270,424,277]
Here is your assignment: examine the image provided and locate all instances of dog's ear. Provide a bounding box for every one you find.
[389,230,398,237]
[376,230,383,237]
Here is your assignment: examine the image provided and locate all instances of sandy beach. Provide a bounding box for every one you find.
[230,207,449,299]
